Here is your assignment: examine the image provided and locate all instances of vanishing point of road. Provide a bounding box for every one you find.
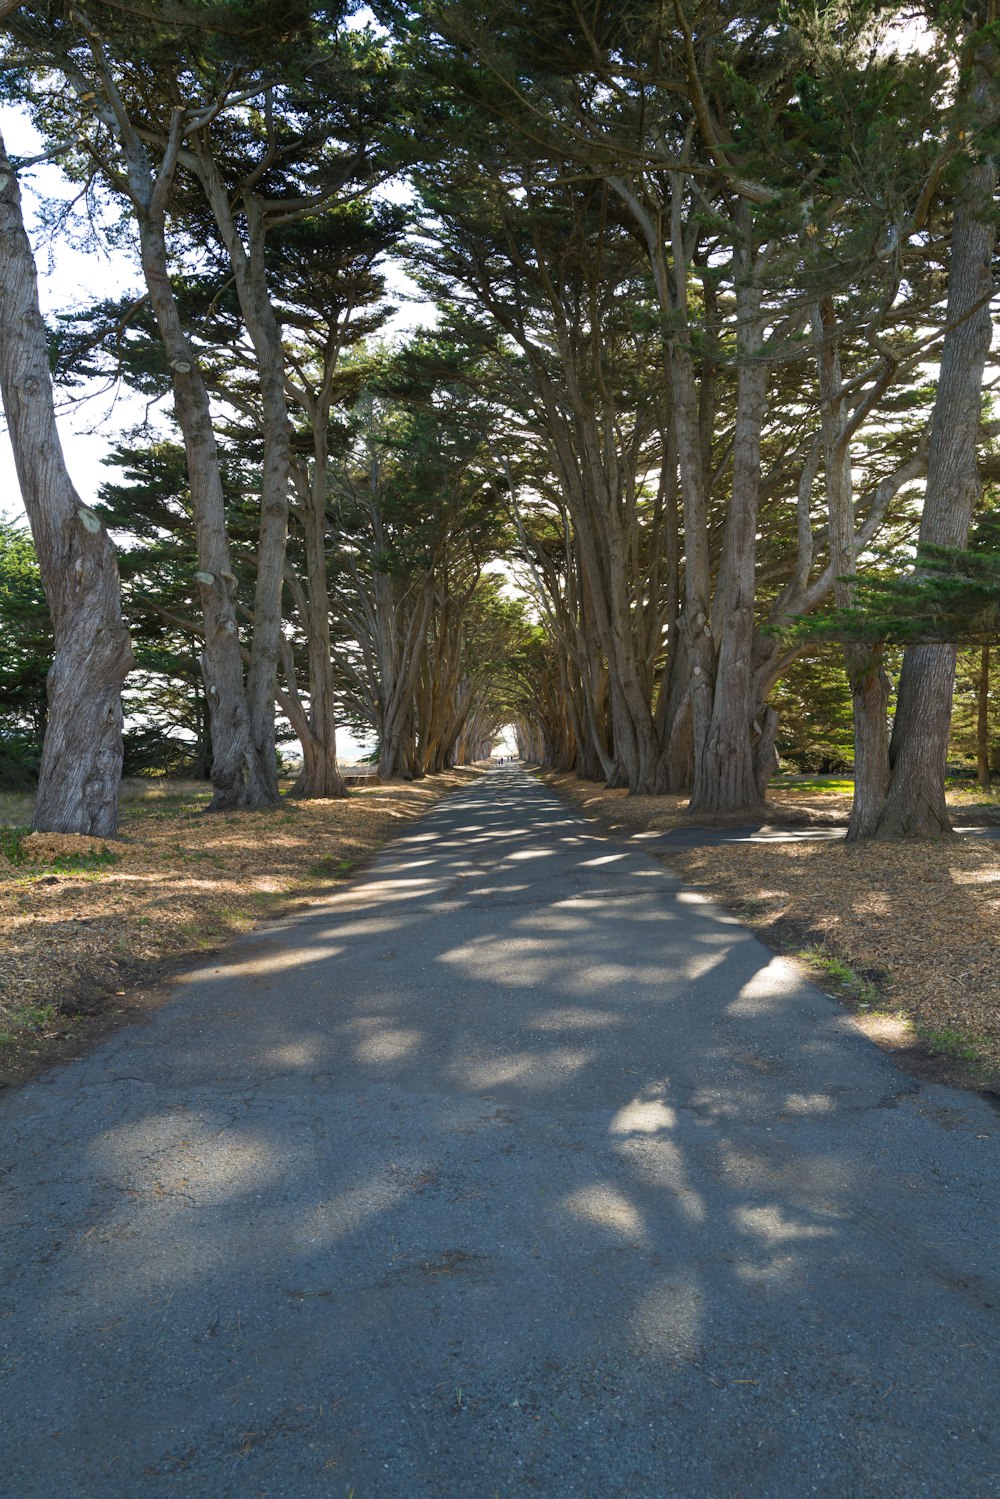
[2,767,998,1498]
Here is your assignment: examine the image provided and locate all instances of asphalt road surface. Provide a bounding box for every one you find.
[2,768,998,1498]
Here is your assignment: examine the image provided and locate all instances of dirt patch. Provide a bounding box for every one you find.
[0,770,480,1089]
[545,773,1000,1097]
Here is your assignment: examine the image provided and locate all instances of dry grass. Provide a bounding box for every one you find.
[0,770,480,1085]
[543,780,855,832]
[542,773,1000,835]
[547,773,1000,1089]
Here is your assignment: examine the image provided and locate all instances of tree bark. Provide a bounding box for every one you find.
[688,258,769,814]
[0,132,133,836]
[289,499,348,798]
[102,103,275,811]
[877,96,997,837]
[191,154,291,804]
[287,438,348,798]
[376,583,432,779]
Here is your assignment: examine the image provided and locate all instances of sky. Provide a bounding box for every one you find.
[0,104,148,521]
[0,104,433,524]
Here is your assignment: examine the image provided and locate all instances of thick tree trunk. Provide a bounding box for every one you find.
[291,737,346,798]
[378,718,412,781]
[752,703,780,796]
[291,697,347,797]
[877,125,997,837]
[689,267,768,815]
[845,643,891,836]
[279,632,348,801]
[242,266,288,805]
[141,244,270,810]
[568,478,668,794]
[375,579,432,780]
[576,732,606,783]
[0,133,133,836]
[657,637,695,792]
[879,643,959,835]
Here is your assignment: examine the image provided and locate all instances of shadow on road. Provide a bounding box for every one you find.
[2,770,998,1498]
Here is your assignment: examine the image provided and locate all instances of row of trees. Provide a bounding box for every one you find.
[378,0,1000,839]
[0,1,527,829]
[1,0,998,841]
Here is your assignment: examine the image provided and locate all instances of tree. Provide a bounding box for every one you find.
[876,31,999,836]
[951,647,997,788]
[798,512,1000,653]
[786,512,1000,791]
[277,202,405,795]
[324,332,512,778]
[383,0,942,814]
[3,0,392,810]
[94,434,261,778]
[0,131,132,834]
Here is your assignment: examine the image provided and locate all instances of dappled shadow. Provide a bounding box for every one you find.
[1,768,999,1498]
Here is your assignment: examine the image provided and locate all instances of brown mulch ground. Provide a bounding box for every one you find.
[0,770,480,1088]
[546,773,1000,1094]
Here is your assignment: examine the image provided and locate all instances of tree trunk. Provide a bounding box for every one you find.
[672,338,716,800]
[845,643,892,835]
[376,580,431,780]
[812,298,891,840]
[877,114,997,837]
[192,157,290,805]
[280,634,348,801]
[688,262,768,815]
[242,212,288,806]
[0,132,133,836]
[113,124,274,811]
[288,453,347,799]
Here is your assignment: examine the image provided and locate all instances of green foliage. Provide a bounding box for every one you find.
[771,775,856,793]
[93,436,249,776]
[331,334,514,586]
[789,512,1000,649]
[915,1025,985,1065]
[796,945,880,1007]
[0,825,26,863]
[0,522,51,784]
[769,646,858,771]
[0,823,118,872]
[0,0,991,805]
[950,647,999,773]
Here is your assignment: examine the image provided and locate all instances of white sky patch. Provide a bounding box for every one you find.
[882,12,936,55]
[0,104,149,522]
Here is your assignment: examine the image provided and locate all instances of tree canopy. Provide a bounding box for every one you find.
[1,0,998,834]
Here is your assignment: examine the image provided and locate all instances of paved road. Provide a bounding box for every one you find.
[2,768,998,1498]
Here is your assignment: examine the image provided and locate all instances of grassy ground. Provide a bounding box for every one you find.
[545,772,1000,1095]
[0,770,480,1088]
[769,771,1000,827]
